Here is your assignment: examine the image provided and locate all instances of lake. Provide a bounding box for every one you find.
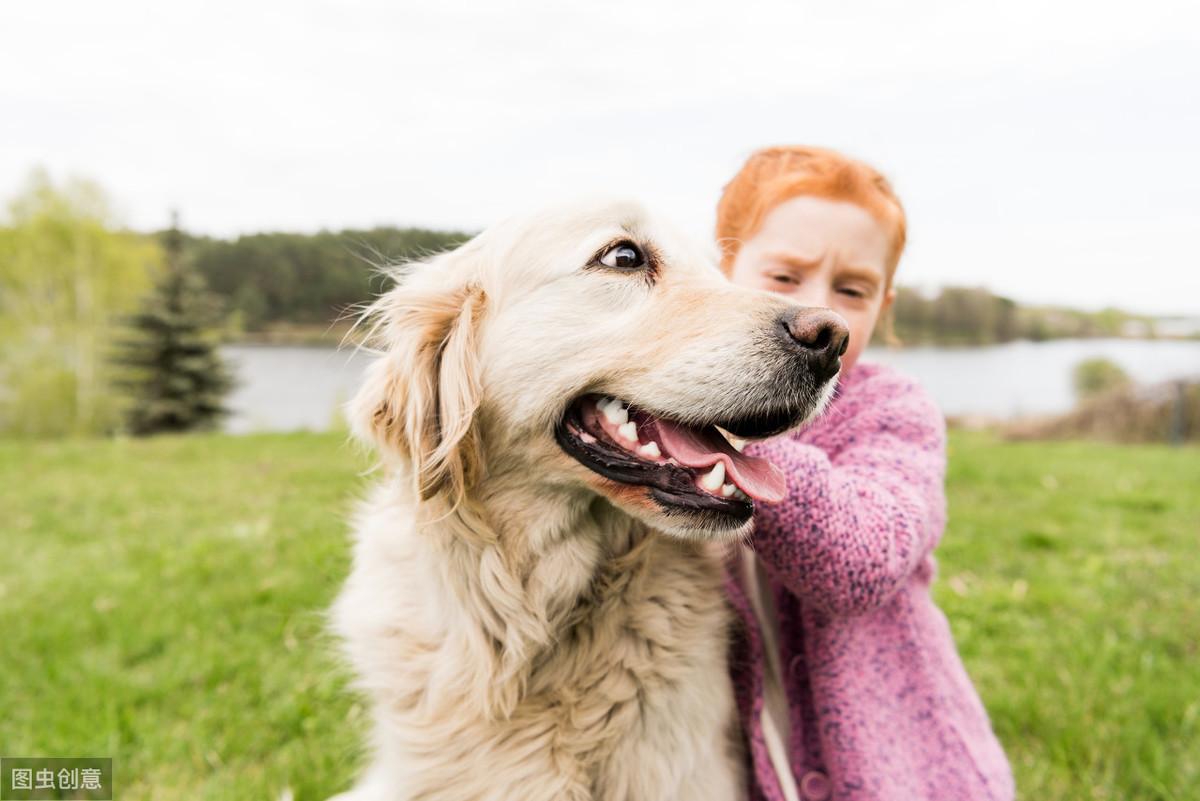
[220,339,1200,434]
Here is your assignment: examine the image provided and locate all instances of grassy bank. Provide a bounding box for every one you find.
[1,433,1196,800]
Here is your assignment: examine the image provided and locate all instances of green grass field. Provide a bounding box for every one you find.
[1,432,1197,800]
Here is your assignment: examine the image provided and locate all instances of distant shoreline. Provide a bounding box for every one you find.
[225,324,1200,349]
[227,322,357,348]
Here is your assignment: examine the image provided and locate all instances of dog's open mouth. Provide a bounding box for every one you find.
[555,394,791,521]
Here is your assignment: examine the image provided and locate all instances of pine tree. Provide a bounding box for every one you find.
[115,213,234,435]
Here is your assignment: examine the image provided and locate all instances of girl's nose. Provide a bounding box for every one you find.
[793,285,831,309]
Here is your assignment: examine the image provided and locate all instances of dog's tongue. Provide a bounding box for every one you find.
[651,419,787,503]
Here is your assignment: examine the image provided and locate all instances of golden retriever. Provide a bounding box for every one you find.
[330,198,848,801]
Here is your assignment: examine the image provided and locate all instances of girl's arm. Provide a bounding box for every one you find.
[743,369,947,617]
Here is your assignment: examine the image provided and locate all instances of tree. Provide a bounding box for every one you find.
[187,226,470,331]
[114,214,234,435]
[1072,357,1132,401]
[0,169,158,436]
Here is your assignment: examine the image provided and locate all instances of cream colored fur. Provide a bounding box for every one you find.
[330,199,828,801]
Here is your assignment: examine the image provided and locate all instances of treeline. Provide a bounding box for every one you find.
[5,169,1166,439]
[887,286,1156,346]
[174,227,1154,345]
[184,226,470,332]
[180,225,1161,345]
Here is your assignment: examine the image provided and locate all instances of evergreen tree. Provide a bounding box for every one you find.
[115,213,234,435]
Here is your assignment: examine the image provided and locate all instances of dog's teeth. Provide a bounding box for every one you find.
[580,431,597,444]
[600,397,629,425]
[618,421,638,442]
[638,441,661,458]
[700,462,725,491]
[716,426,748,453]
[721,483,736,497]
[733,487,749,501]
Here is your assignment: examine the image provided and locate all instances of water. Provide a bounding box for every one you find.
[221,339,1200,433]
[863,339,1200,418]
[221,345,370,434]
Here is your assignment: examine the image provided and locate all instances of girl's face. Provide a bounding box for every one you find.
[727,195,896,373]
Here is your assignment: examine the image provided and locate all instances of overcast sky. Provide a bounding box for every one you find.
[2,0,1198,314]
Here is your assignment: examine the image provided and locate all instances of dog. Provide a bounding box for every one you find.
[329,198,848,801]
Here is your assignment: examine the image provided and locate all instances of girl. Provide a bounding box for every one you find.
[716,147,1014,801]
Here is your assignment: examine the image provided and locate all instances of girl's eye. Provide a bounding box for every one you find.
[598,241,646,270]
[771,274,797,285]
[838,286,866,299]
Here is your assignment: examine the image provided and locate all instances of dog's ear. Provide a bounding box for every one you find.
[350,269,487,503]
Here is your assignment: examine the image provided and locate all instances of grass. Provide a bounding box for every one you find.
[1,432,1196,800]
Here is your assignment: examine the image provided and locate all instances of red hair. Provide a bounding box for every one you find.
[715,146,907,284]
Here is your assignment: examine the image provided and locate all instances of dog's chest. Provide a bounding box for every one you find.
[520,540,742,798]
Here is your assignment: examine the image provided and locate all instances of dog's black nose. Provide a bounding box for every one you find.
[778,308,850,383]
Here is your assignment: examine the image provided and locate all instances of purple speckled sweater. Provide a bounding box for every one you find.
[724,361,1015,801]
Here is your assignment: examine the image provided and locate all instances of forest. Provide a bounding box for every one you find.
[180,227,1157,345]
[0,172,1168,438]
[185,226,470,333]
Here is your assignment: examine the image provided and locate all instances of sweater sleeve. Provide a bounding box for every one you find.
[743,369,947,617]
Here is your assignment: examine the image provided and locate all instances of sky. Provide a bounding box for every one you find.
[2,0,1198,315]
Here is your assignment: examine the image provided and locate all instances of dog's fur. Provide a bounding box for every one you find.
[330,199,835,801]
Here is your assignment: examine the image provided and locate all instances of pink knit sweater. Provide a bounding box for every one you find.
[724,361,1015,801]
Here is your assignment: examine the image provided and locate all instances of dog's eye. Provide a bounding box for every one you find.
[597,241,646,271]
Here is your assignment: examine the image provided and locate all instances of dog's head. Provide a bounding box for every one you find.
[350,198,847,541]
